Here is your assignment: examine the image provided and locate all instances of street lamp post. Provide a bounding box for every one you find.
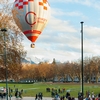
[1,28,8,100]
[80,22,84,99]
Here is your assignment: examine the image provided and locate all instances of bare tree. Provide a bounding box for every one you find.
[0,0,26,81]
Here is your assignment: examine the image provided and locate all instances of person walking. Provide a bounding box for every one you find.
[15,90,19,98]
[35,94,38,100]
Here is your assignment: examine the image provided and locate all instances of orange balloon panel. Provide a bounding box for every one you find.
[12,0,50,43]
[24,30,41,42]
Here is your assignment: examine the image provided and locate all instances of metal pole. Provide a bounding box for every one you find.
[1,28,8,100]
[80,22,84,99]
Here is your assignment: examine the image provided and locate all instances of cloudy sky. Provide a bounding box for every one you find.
[17,0,100,63]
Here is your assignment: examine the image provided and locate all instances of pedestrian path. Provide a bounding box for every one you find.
[0,97,78,100]
[1,97,53,100]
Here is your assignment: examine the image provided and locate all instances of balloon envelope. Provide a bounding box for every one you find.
[12,0,50,44]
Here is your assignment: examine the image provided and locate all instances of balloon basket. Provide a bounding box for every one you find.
[31,44,35,48]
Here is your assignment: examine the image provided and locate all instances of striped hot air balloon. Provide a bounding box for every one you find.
[12,0,50,48]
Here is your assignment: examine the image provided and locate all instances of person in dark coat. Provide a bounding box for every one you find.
[15,90,18,98]
[66,92,70,99]
[35,94,38,100]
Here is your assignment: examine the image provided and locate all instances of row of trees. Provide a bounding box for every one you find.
[20,57,100,83]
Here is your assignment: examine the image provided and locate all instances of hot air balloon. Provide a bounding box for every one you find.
[12,0,50,48]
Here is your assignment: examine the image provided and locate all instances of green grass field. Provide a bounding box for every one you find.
[0,82,100,98]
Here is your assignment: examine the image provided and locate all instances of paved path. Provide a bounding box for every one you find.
[13,97,52,100]
[0,97,78,100]
[0,97,53,100]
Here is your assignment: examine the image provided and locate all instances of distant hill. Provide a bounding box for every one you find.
[21,57,65,65]
[21,58,36,64]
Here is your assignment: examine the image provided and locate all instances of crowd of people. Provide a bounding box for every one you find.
[35,92,43,100]
[50,91,75,100]
[0,87,23,99]
[84,91,100,100]
[78,91,100,100]
[49,88,75,100]
[0,87,6,99]
[49,88,100,100]
[52,91,100,100]
[15,89,23,99]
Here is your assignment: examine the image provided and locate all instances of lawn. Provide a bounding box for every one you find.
[0,82,100,98]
